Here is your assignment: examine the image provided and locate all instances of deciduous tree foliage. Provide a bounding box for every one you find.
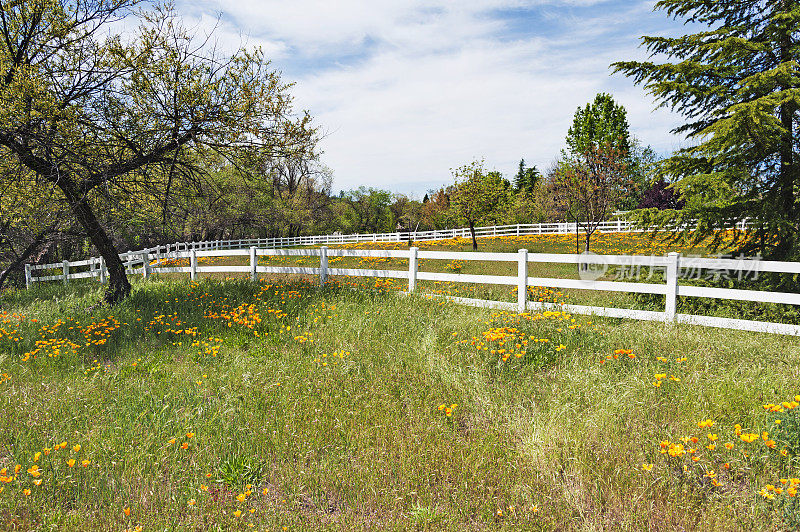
[450,161,510,250]
[420,187,455,230]
[0,0,316,302]
[341,187,394,234]
[565,93,632,157]
[613,0,800,259]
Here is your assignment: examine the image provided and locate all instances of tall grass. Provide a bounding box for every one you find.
[0,268,798,529]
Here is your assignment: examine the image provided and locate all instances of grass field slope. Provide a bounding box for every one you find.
[1,234,799,530]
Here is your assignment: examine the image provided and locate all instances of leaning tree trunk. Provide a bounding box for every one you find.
[58,180,131,304]
[0,257,26,290]
[468,221,478,250]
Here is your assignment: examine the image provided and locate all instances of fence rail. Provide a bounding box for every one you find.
[22,218,752,289]
[24,245,800,337]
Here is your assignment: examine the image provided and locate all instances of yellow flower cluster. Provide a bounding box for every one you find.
[81,317,121,347]
[462,310,575,364]
[762,396,800,413]
[0,440,91,498]
[438,403,458,417]
[652,393,798,498]
[760,478,800,499]
[313,350,348,367]
[600,348,636,364]
[329,229,734,256]
[652,372,680,388]
[204,303,263,329]
[21,337,81,362]
[446,260,464,273]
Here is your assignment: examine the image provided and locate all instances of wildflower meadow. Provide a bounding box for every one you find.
[0,233,798,530]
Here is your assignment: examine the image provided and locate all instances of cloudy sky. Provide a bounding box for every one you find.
[176,0,693,196]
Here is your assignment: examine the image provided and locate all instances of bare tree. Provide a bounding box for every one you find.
[550,143,631,252]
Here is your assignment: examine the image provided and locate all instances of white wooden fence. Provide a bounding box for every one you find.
[33,218,735,267]
[22,218,751,288]
[25,246,800,337]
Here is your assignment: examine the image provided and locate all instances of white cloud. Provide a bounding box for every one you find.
[178,0,689,194]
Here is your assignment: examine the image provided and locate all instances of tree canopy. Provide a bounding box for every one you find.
[565,93,632,157]
[613,0,800,260]
[450,161,510,250]
[514,159,541,194]
[0,0,316,302]
[550,143,632,252]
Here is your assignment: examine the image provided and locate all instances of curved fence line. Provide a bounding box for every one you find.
[24,245,800,337]
[23,218,752,283]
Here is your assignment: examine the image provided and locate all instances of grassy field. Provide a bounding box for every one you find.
[2,232,799,530]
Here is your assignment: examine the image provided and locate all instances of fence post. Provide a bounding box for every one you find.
[319,246,328,287]
[190,249,197,281]
[99,257,107,284]
[408,246,418,293]
[24,264,31,289]
[664,252,680,322]
[62,260,69,286]
[250,246,258,282]
[517,249,528,313]
[141,251,150,279]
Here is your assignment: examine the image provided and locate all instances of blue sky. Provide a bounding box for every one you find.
[177,1,695,196]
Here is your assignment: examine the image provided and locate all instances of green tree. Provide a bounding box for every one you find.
[566,93,631,157]
[450,161,510,250]
[513,159,541,194]
[0,1,315,302]
[612,0,800,260]
[0,159,71,289]
[343,187,394,233]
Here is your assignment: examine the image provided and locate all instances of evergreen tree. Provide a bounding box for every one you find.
[513,159,541,194]
[613,0,800,260]
[514,159,527,191]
